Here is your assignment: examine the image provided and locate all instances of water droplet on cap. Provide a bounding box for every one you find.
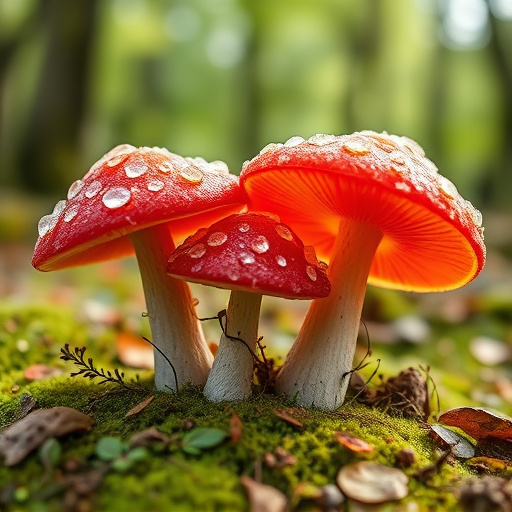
[148,179,164,192]
[67,180,84,200]
[276,255,287,267]
[308,133,338,146]
[179,165,203,184]
[107,154,130,167]
[158,161,174,173]
[189,243,206,258]
[343,140,370,155]
[38,214,58,237]
[64,204,80,222]
[395,182,411,193]
[306,266,317,281]
[275,224,293,241]
[284,136,305,147]
[259,143,282,156]
[85,180,102,198]
[465,200,483,227]
[239,252,255,265]
[53,200,67,216]
[438,176,458,199]
[208,232,227,246]
[242,160,250,171]
[303,246,318,266]
[208,160,230,174]
[125,158,148,178]
[239,223,250,233]
[102,187,131,209]
[251,235,269,254]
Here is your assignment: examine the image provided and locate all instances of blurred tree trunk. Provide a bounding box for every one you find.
[482,4,512,208]
[17,0,99,194]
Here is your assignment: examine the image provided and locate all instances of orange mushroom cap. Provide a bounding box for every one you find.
[32,145,246,271]
[167,212,331,300]
[240,132,486,293]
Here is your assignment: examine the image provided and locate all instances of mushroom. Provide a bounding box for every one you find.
[166,212,330,401]
[240,131,486,409]
[32,145,245,391]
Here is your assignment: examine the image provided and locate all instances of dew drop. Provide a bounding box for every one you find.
[278,154,291,164]
[306,266,317,281]
[158,161,174,173]
[284,136,305,147]
[251,235,269,254]
[242,160,250,171]
[239,252,255,265]
[259,143,282,156]
[148,179,164,192]
[104,144,136,161]
[179,165,203,184]
[438,176,458,199]
[208,160,230,174]
[191,262,204,273]
[275,224,293,241]
[276,255,287,267]
[308,133,338,146]
[208,232,227,247]
[189,243,206,259]
[343,140,370,155]
[67,180,84,200]
[37,214,58,237]
[124,158,148,178]
[395,182,412,193]
[64,203,79,222]
[53,200,67,216]
[107,154,130,167]
[239,223,250,233]
[303,246,318,266]
[465,200,483,227]
[85,180,102,198]
[102,187,131,209]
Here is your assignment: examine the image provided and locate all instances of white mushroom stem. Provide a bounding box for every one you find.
[130,224,213,392]
[203,290,262,401]
[275,219,383,410]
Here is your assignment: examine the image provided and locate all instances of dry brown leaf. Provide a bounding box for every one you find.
[336,461,409,504]
[23,364,62,381]
[129,427,172,448]
[334,431,374,453]
[439,407,512,441]
[116,331,154,369]
[264,447,296,469]
[125,396,154,418]
[273,409,303,428]
[230,411,243,444]
[240,476,287,512]
[0,406,93,466]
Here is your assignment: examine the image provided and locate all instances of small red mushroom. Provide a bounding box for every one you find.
[240,131,486,409]
[166,212,330,401]
[32,145,245,391]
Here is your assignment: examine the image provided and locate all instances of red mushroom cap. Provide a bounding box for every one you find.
[240,132,486,293]
[166,213,331,300]
[33,145,246,271]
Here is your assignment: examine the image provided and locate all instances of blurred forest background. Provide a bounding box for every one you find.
[1,0,512,211]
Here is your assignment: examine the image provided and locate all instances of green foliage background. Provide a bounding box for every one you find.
[1,0,511,210]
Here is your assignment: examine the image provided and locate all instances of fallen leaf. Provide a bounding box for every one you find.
[336,461,409,504]
[467,456,512,473]
[430,424,476,458]
[129,427,172,448]
[230,411,243,444]
[14,393,37,421]
[439,407,512,441]
[273,409,303,428]
[0,407,93,466]
[334,431,374,453]
[125,396,154,418]
[95,437,126,461]
[116,331,154,369]
[240,476,287,512]
[23,364,62,381]
[475,436,512,463]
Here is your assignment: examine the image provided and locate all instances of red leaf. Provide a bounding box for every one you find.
[334,431,374,453]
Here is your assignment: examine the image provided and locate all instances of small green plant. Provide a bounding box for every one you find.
[95,436,149,472]
[181,428,228,455]
[60,343,141,391]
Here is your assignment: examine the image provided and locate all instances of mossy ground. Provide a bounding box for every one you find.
[0,303,487,512]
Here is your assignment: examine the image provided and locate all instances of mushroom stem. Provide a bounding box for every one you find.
[203,290,262,401]
[275,219,383,410]
[130,224,213,392]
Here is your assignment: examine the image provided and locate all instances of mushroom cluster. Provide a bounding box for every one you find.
[33,132,486,410]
